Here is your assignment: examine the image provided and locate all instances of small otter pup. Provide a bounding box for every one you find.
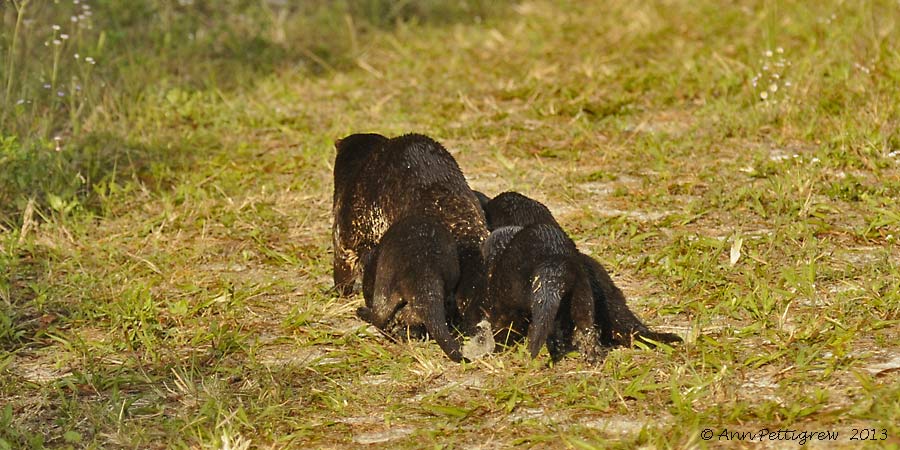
[357,215,464,362]
[481,191,681,353]
[331,133,488,328]
[481,224,604,361]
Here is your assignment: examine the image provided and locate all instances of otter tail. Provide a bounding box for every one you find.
[414,276,464,362]
[579,254,682,346]
[526,259,578,358]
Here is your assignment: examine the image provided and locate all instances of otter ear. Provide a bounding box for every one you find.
[333,137,344,149]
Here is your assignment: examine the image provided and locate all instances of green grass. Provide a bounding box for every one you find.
[2,0,900,448]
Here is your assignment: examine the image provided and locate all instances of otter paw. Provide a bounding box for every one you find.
[356,306,375,323]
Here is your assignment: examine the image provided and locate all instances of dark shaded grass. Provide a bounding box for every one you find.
[1,0,511,225]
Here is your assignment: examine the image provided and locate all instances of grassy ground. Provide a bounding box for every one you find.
[2,0,900,448]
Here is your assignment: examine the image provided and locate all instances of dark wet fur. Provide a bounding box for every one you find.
[480,224,604,361]
[473,190,491,212]
[357,216,465,362]
[480,192,681,358]
[578,254,682,347]
[483,191,560,231]
[332,133,489,345]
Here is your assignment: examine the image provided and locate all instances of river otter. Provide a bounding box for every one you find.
[357,215,464,362]
[332,133,489,336]
[481,224,604,361]
[480,192,681,357]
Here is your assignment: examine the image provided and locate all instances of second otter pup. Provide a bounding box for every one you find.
[481,224,605,361]
[357,215,465,362]
[482,191,682,350]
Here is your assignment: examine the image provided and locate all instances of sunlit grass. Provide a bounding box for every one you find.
[2,0,899,448]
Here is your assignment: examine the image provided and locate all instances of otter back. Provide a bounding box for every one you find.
[331,133,488,326]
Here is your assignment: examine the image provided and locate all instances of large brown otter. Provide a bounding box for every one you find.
[332,133,489,346]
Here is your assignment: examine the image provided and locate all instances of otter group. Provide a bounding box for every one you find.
[332,133,681,363]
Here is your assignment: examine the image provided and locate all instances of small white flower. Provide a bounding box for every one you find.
[811,157,820,163]
[784,81,792,87]
[52,24,61,31]
[776,47,784,53]
[85,56,96,64]
[74,53,80,59]
[760,91,769,100]
[53,39,62,45]
[43,83,52,89]
[60,34,69,40]
[58,91,65,97]
[71,16,78,22]
[765,50,773,57]
[16,99,25,105]
[769,83,778,92]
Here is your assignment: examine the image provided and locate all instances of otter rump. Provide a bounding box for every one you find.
[357,215,464,362]
[478,192,682,359]
[481,223,605,361]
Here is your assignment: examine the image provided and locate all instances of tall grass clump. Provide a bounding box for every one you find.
[1,0,101,137]
[1,0,105,222]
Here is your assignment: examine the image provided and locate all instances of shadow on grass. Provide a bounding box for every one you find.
[0,132,194,224]
[57,0,514,99]
[0,0,514,225]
